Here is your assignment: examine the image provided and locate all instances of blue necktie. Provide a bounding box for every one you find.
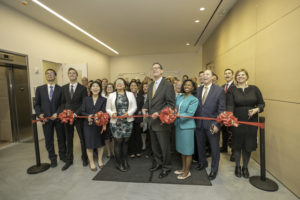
[49,86,54,101]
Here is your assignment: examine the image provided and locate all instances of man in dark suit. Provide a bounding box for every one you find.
[60,67,88,171]
[142,63,175,178]
[34,69,66,168]
[221,68,235,161]
[194,69,225,180]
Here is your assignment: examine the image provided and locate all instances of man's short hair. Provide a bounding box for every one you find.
[224,68,234,74]
[68,67,78,76]
[45,68,56,76]
[152,62,163,69]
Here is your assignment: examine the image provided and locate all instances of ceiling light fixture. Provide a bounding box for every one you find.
[31,0,119,55]
[200,7,205,11]
[186,43,190,46]
[195,20,200,23]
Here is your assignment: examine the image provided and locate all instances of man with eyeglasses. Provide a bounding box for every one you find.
[142,62,175,179]
[34,69,66,168]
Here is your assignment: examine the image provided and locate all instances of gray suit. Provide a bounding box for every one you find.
[143,78,175,169]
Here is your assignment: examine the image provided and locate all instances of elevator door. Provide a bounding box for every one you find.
[0,67,13,142]
[13,67,33,141]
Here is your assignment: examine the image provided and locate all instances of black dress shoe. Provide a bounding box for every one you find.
[196,162,208,171]
[50,160,57,168]
[208,171,217,180]
[235,166,241,178]
[116,163,126,172]
[230,154,235,162]
[82,159,88,167]
[149,164,162,172]
[123,160,130,170]
[242,167,249,178]
[60,157,67,163]
[159,169,171,179]
[62,162,73,171]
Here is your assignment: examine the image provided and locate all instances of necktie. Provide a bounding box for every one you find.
[202,86,208,105]
[152,81,157,97]
[49,86,54,101]
[225,84,229,93]
[70,85,74,99]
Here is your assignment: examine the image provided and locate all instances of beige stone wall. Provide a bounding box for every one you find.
[202,0,300,197]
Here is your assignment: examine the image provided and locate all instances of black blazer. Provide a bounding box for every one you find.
[134,93,144,123]
[34,84,62,117]
[194,84,226,130]
[81,96,107,117]
[60,83,87,115]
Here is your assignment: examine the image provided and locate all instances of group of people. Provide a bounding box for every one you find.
[34,62,265,181]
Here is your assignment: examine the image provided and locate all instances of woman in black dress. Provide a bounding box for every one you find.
[82,81,107,171]
[128,80,144,158]
[226,69,265,178]
[102,83,115,159]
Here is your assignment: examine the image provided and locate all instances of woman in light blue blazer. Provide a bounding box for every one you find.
[174,79,199,180]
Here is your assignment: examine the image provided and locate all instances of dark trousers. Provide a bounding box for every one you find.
[221,126,229,149]
[128,122,142,155]
[193,130,199,161]
[65,119,88,163]
[42,119,66,161]
[150,129,171,170]
[195,128,220,173]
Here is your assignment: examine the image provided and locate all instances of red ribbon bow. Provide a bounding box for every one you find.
[58,109,74,125]
[216,111,239,127]
[159,107,177,125]
[94,111,109,131]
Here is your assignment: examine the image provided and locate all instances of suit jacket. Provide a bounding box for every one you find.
[106,91,137,123]
[60,83,87,115]
[81,96,106,123]
[222,82,235,94]
[194,84,225,130]
[34,84,62,117]
[143,78,175,131]
[174,94,199,130]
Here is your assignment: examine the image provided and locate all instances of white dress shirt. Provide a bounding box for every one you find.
[47,83,55,97]
[69,82,78,93]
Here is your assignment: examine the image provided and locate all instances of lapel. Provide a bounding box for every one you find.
[66,83,72,101]
[198,86,204,105]
[94,96,104,110]
[51,84,59,102]
[203,84,215,106]
[43,84,51,102]
[152,78,164,100]
[72,83,81,99]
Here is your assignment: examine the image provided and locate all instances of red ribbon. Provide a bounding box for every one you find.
[33,107,264,129]
[58,109,74,125]
[159,107,177,125]
[93,111,109,131]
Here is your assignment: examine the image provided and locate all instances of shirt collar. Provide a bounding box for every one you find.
[47,83,55,88]
[155,77,163,85]
[70,82,78,88]
[226,80,233,87]
[204,83,212,89]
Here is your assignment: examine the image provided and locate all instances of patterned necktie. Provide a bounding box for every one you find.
[49,86,54,101]
[152,81,157,98]
[225,84,229,93]
[70,85,74,99]
[202,86,208,105]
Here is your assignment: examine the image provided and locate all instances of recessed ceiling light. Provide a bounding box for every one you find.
[31,0,119,55]
[200,7,205,11]
[195,20,200,23]
[186,43,190,46]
